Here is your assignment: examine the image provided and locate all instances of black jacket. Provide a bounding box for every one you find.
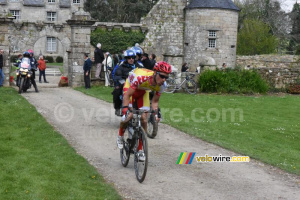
[114,61,143,82]
[94,47,104,63]
[83,58,92,71]
[142,58,152,70]
[0,54,3,69]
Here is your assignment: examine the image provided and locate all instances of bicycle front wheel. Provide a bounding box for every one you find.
[165,79,176,93]
[134,128,148,183]
[120,130,131,167]
[147,112,158,139]
[185,79,197,94]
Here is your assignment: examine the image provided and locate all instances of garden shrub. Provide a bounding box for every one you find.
[198,68,269,94]
[45,56,54,63]
[56,56,63,63]
[91,28,145,54]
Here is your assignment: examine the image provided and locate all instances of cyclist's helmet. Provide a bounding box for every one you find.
[153,61,172,74]
[131,46,143,56]
[23,51,30,58]
[123,49,136,59]
[27,49,34,55]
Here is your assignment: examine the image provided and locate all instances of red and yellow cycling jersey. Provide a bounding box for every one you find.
[125,68,166,96]
[123,68,166,110]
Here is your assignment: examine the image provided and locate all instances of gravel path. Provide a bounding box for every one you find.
[21,79,300,200]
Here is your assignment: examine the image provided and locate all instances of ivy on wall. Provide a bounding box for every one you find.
[91,28,146,54]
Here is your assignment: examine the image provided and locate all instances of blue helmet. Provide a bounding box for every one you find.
[123,49,136,58]
[130,46,143,56]
[23,51,30,58]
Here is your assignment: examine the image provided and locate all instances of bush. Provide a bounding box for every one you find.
[91,28,145,54]
[45,56,54,63]
[10,55,19,62]
[56,56,63,63]
[198,68,269,94]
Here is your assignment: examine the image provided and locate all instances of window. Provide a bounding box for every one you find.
[73,0,80,3]
[48,0,55,2]
[208,39,216,48]
[10,10,20,19]
[47,37,57,52]
[209,30,216,38]
[47,12,56,21]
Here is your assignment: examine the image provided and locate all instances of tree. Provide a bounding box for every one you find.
[84,0,158,23]
[234,0,290,53]
[237,19,278,55]
[287,2,300,54]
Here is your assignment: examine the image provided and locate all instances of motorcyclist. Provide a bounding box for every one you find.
[113,49,143,116]
[131,46,144,67]
[27,49,39,92]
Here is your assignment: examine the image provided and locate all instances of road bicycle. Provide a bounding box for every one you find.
[165,72,198,94]
[120,109,148,183]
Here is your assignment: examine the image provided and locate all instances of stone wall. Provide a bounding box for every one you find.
[184,9,239,71]
[141,0,186,69]
[237,55,300,88]
[0,17,14,86]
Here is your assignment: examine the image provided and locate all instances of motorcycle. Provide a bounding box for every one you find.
[16,58,32,94]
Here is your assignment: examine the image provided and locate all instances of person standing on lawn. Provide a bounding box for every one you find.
[38,55,49,83]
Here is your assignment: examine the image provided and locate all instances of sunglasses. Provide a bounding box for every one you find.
[157,72,169,80]
[126,56,136,60]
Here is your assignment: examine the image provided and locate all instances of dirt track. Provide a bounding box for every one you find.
[21,79,300,200]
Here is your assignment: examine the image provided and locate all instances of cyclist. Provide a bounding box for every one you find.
[113,49,143,116]
[116,61,172,160]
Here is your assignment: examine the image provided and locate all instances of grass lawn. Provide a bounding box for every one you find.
[76,86,300,175]
[47,63,63,67]
[0,87,121,200]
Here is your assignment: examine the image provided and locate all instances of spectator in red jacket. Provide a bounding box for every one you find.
[38,55,49,83]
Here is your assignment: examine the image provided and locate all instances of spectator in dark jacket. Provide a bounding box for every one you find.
[149,53,156,70]
[141,53,153,70]
[0,49,4,87]
[83,53,92,89]
[94,43,104,78]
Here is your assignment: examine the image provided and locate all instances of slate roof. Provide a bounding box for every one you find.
[60,0,71,8]
[0,0,7,5]
[186,0,240,11]
[23,0,44,7]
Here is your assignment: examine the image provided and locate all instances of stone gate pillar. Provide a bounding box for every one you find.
[66,8,96,87]
[0,17,14,86]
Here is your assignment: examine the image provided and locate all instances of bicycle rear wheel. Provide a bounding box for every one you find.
[147,112,158,139]
[185,79,197,94]
[134,128,148,183]
[165,79,176,93]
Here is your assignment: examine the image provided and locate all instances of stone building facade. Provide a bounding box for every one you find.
[142,0,240,71]
[0,0,241,86]
[0,0,84,56]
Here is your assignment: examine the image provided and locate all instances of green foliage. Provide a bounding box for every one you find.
[237,19,278,55]
[91,28,146,54]
[56,56,63,63]
[287,3,300,55]
[45,56,54,63]
[198,68,269,94]
[84,0,158,23]
[10,55,19,62]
